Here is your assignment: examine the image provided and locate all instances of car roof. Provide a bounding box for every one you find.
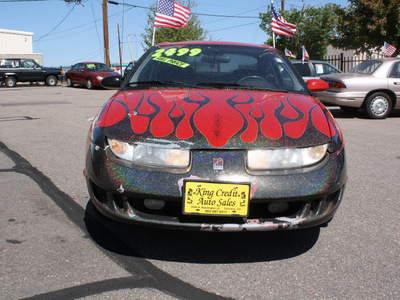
[76,62,105,64]
[156,40,274,50]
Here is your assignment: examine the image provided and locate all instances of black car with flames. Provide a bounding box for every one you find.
[84,41,346,231]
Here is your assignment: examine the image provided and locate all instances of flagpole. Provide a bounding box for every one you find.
[152,26,156,46]
[273,32,276,48]
[271,0,275,48]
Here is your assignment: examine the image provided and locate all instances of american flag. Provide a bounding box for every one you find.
[302,46,310,63]
[383,41,396,57]
[154,0,191,28]
[285,48,296,58]
[271,2,296,38]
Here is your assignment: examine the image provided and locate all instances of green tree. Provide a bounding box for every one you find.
[259,4,339,59]
[332,0,400,56]
[141,0,208,51]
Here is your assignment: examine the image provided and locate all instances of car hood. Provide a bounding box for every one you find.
[96,89,333,149]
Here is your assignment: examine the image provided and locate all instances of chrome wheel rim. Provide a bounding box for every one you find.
[48,77,56,85]
[370,96,389,116]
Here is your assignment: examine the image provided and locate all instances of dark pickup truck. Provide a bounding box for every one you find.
[0,58,63,87]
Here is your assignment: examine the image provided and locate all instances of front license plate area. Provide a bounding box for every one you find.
[183,180,250,217]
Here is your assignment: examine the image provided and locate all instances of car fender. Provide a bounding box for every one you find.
[362,89,397,107]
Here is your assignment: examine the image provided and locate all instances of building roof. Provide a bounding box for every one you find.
[0,28,33,36]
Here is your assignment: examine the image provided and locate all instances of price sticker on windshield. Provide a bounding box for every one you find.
[152,47,202,58]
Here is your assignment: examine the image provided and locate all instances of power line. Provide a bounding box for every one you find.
[33,1,78,42]
[107,0,260,19]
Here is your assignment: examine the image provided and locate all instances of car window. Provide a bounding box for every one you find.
[130,44,305,92]
[350,60,382,75]
[23,60,40,68]
[0,59,20,68]
[72,64,80,71]
[292,63,312,76]
[313,63,340,75]
[389,62,400,78]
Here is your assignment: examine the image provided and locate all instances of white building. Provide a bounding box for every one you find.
[0,28,43,64]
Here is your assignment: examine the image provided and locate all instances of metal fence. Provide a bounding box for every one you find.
[323,52,386,73]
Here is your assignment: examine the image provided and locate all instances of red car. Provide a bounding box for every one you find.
[65,62,120,89]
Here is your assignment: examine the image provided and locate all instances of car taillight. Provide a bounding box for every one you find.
[328,81,346,89]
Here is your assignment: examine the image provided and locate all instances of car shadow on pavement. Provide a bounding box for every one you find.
[84,201,320,264]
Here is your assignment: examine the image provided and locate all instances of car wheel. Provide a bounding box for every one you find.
[66,77,74,87]
[86,78,94,89]
[45,75,58,86]
[5,77,16,87]
[364,92,392,119]
[339,106,359,114]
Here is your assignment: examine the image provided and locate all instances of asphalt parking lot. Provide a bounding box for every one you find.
[0,84,399,299]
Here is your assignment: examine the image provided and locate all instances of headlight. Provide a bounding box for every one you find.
[247,144,329,170]
[107,138,190,168]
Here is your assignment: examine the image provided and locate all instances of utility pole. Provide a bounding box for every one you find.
[102,0,111,67]
[281,0,284,11]
[117,24,123,76]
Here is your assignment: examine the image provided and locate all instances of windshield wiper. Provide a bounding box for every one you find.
[195,81,241,88]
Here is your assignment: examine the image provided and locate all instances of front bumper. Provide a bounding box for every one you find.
[85,143,346,231]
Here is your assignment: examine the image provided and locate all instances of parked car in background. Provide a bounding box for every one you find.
[123,61,135,78]
[0,58,63,87]
[291,60,341,81]
[84,41,346,232]
[65,62,120,89]
[317,58,400,118]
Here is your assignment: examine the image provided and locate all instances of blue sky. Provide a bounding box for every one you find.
[0,0,349,67]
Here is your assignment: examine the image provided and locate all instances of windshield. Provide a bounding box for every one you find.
[349,60,382,75]
[128,44,306,93]
[86,63,113,72]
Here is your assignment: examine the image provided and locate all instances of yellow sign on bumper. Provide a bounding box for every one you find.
[183,181,250,216]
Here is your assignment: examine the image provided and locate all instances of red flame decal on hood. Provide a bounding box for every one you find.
[101,89,331,148]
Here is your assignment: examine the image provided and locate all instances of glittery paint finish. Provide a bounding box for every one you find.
[87,147,345,201]
[84,86,347,231]
[97,89,332,149]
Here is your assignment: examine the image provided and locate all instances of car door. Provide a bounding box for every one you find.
[77,63,88,84]
[388,61,400,108]
[69,63,84,84]
[22,59,43,81]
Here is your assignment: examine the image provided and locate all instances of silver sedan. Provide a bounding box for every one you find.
[317,58,400,118]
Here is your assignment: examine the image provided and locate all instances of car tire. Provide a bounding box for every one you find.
[86,78,94,89]
[45,75,58,86]
[66,77,74,87]
[364,92,392,119]
[339,106,359,114]
[5,77,16,87]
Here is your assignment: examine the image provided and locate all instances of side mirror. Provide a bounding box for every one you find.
[101,75,122,89]
[306,79,329,92]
